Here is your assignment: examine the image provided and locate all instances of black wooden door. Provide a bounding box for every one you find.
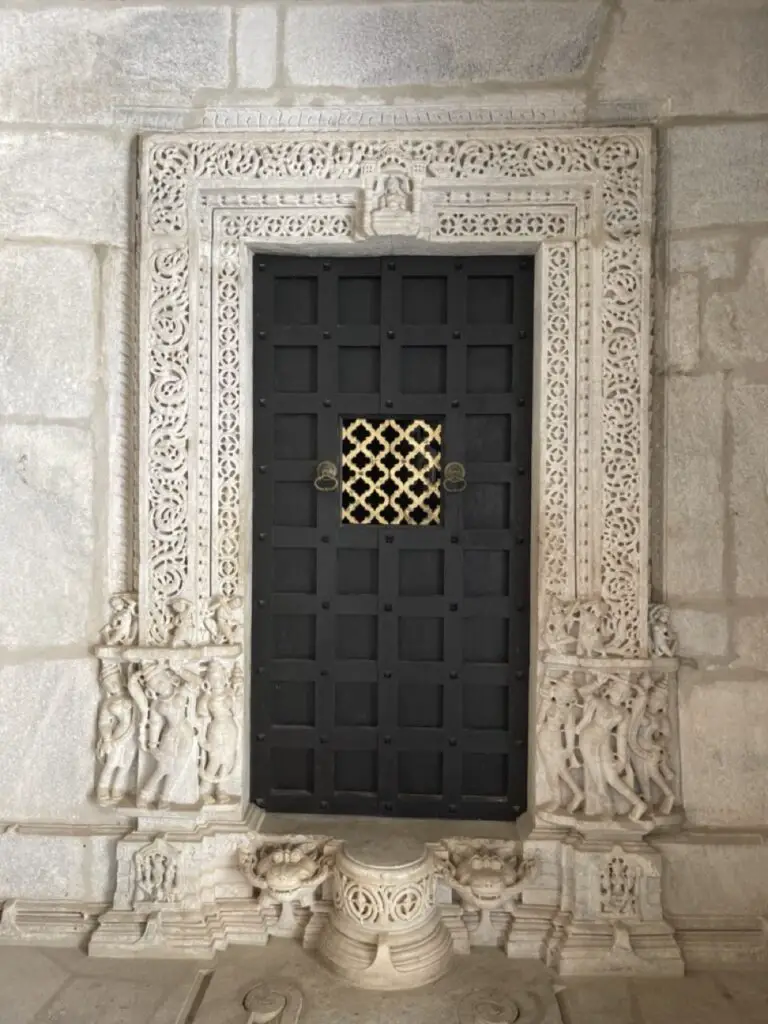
[252,255,534,821]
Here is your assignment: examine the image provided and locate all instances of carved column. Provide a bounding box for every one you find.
[531,598,684,973]
[91,600,251,956]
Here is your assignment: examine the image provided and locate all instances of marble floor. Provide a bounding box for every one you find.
[0,941,766,1024]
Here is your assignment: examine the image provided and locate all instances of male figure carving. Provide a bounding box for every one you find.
[131,662,200,809]
[95,662,137,805]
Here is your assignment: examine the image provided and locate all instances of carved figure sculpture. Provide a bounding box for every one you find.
[131,662,200,809]
[240,839,334,908]
[649,604,678,658]
[541,595,577,654]
[134,841,180,903]
[100,594,138,646]
[197,661,242,804]
[240,837,335,937]
[536,671,584,814]
[168,598,195,647]
[434,839,537,911]
[369,174,419,236]
[628,676,676,815]
[574,599,609,658]
[203,595,244,644]
[599,853,639,917]
[95,662,137,805]
[359,157,427,239]
[576,674,648,823]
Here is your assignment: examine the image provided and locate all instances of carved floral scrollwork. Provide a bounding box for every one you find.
[141,129,653,667]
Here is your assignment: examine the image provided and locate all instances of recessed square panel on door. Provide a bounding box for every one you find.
[251,255,534,820]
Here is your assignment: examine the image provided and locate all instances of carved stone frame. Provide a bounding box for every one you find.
[129,125,655,815]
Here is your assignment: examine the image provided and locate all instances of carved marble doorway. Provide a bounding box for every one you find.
[251,255,535,820]
[90,124,685,974]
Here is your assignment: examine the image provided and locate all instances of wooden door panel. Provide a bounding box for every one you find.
[252,254,533,820]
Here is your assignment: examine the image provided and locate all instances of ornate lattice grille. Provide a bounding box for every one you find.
[341,418,442,526]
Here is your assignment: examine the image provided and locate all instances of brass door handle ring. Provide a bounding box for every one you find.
[443,461,467,493]
[314,461,339,492]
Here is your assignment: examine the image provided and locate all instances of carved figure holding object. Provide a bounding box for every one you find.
[100,593,138,646]
[196,660,242,804]
[168,597,195,647]
[95,662,137,805]
[536,671,584,814]
[132,661,200,809]
[203,595,244,644]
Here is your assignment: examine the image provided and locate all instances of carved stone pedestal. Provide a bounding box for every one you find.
[547,824,684,976]
[89,807,263,959]
[318,837,454,990]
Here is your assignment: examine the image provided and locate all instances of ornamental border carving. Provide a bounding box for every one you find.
[106,124,663,818]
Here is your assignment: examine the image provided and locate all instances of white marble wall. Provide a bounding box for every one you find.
[1,0,768,931]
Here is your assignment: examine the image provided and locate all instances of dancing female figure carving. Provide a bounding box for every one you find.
[197,661,242,804]
[576,674,648,823]
[536,671,584,814]
[628,676,676,816]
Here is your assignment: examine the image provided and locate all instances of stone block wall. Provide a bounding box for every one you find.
[1,0,767,923]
